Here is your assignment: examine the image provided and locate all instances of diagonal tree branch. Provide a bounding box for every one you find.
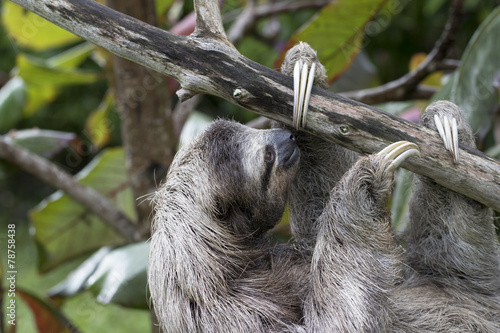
[0,135,141,242]
[6,0,500,212]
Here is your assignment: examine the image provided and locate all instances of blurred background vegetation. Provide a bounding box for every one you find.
[0,0,499,332]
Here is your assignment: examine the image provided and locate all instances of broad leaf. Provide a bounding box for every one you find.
[30,148,136,272]
[0,77,25,133]
[391,169,414,233]
[434,7,500,133]
[85,91,114,148]
[49,243,149,309]
[6,129,76,158]
[2,2,82,51]
[276,0,388,82]
[46,42,96,69]
[16,54,101,116]
[156,0,176,18]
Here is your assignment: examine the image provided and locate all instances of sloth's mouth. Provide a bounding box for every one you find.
[281,146,300,169]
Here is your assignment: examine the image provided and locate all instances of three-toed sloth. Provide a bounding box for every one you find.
[148,46,500,333]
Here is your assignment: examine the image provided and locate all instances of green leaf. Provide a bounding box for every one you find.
[276,0,388,82]
[16,53,101,115]
[433,7,500,133]
[0,77,25,133]
[2,2,82,51]
[46,42,96,69]
[485,144,500,159]
[18,54,100,87]
[391,169,414,233]
[6,128,76,158]
[30,148,136,272]
[49,243,149,309]
[85,91,114,148]
[156,0,176,17]
[17,288,80,333]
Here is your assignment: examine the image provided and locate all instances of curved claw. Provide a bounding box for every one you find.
[377,141,420,172]
[292,60,316,130]
[434,114,459,163]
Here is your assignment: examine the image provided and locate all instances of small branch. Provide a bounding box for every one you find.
[436,59,460,71]
[407,86,437,100]
[173,94,203,138]
[8,0,500,212]
[0,136,141,242]
[193,0,233,47]
[224,0,333,23]
[342,0,464,105]
[227,0,256,43]
[246,116,271,129]
[226,0,332,44]
[342,84,438,105]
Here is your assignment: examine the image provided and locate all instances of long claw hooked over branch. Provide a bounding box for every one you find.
[377,141,420,172]
[434,114,459,163]
[292,60,316,130]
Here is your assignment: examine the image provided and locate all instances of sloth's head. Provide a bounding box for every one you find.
[164,120,300,237]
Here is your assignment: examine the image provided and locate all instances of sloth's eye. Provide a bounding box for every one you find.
[264,150,275,164]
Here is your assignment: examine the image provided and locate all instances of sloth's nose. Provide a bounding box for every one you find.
[272,130,299,168]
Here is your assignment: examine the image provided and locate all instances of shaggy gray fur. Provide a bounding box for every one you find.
[148,121,309,332]
[304,148,406,332]
[391,100,500,332]
[148,117,410,331]
[148,43,500,331]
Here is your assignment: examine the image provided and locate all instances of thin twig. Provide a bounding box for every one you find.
[173,94,204,138]
[224,0,333,23]
[435,59,460,71]
[246,116,271,129]
[227,0,256,43]
[0,136,141,242]
[342,0,464,104]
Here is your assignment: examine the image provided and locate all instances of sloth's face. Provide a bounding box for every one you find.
[200,121,300,235]
[239,126,300,230]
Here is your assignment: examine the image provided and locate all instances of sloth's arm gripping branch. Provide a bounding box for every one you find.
[6,0,500,212]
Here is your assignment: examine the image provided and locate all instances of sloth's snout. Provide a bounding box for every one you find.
[272,129,300,169]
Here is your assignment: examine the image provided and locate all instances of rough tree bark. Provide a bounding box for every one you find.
[6,0,500,212]
[105,0,176,238]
